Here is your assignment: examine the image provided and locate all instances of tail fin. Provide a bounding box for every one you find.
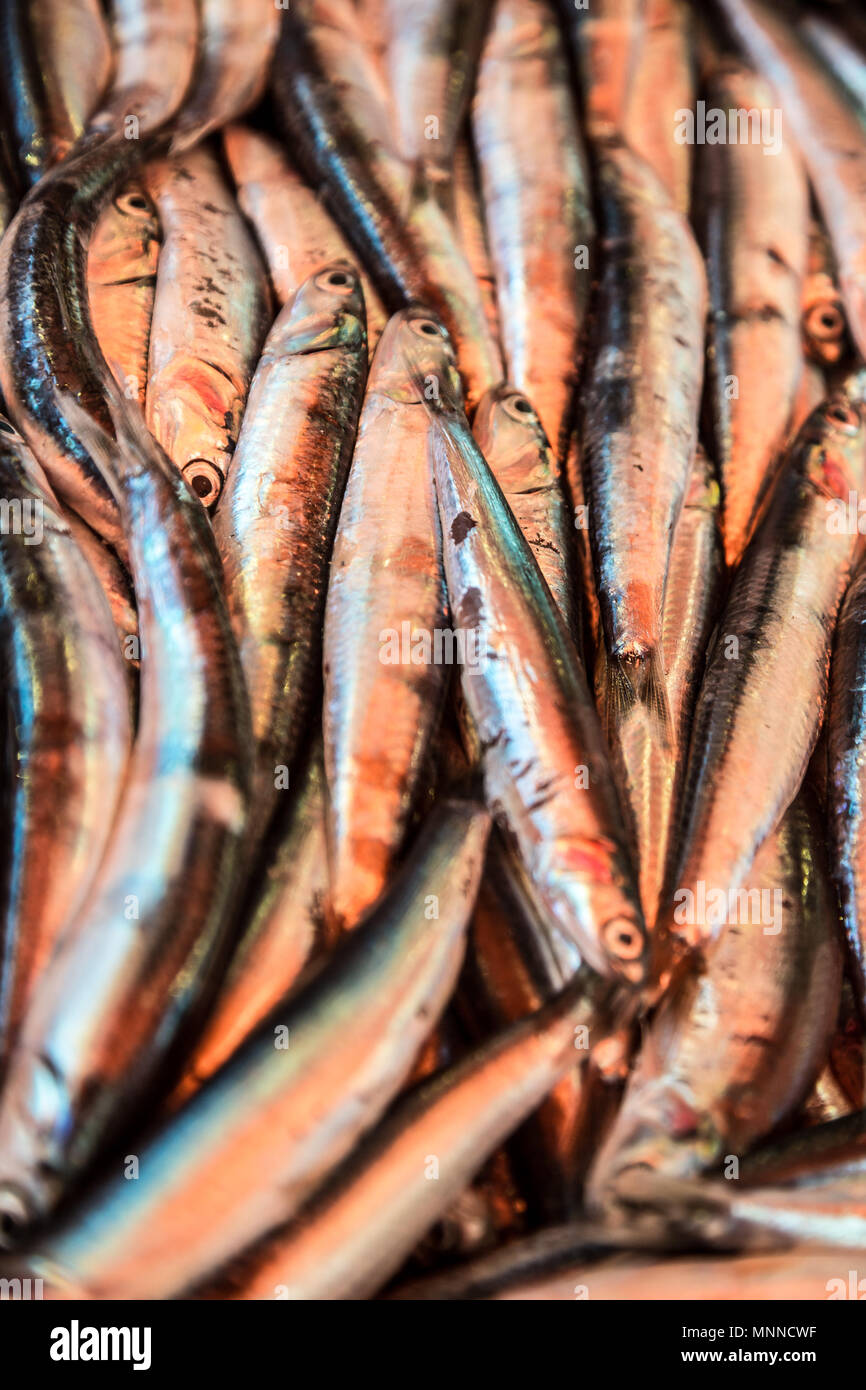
[604,647,673,750]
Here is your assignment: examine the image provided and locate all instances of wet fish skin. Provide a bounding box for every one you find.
[210,967,623,1300]
[474,0,595,462]
[452,141,502,358]
[588,796,843,1213]
[582,138,706,681]
[827,558,866,1018]
[0,425,132,1064]
[472,385,577,635]
[0,137,158,554]
[376,0,493,203]
[0,0,112,186]
[596,447,723,925]
[0,798,489,1297]
[323,308,460,933]
[715,0,866,362]
[699,61,809,572]
[170,744,331,1106]
[555,0,645,141]
[172,0,280,150]
[0,399,252,1240]
[214,264,368,846]
[271,4,502,412]
[428,355,648,985]
[89,0,200,140]
[87,181,161,408]
[222,123,387,344]
[625,0,694,215]
[662,378,866,957]
[145,146,272,510]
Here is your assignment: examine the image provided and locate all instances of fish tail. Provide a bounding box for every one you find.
[604,647,673,748]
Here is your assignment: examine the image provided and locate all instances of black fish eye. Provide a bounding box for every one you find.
[503,393,535,422]
[826,401,860,433]
[315,267,355,296]
[411,317,442,338]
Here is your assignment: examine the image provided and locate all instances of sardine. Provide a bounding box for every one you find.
[625,0,694,215]
[715,0,866,361]
[209,968,623,1300]
[0,399,252,1240]
[374,0,493,204]
[170,744,330,1106]
[803,217,850,368]
[800,10,866,126]
[827,557,866,1018]
[588,796,842,1214]
[172,0,280,150]
[474,0,595,461]
[0,425,131,1062]
[323,308,458,932]
[271,3,502,411]
[89,0,199,141]
[214,264,367,845]
[699,61,809,571]
[555,0,645,141]
[662,378,866,958]
[582,139,705,713]
[0,798,488,1296]
[87,182,161,408]
[0,0,112,185]
[222,123,387,343]
[427,350,648,984]
[145,147,272,509]
[596,447,723,925]
[472,385,577,635]
[452,141,502,358]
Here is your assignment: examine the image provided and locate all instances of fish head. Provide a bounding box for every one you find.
[272,262,367,355]
[88,184,161,284]
[369,306,463,409]
[800,382,866,501]
[472,386,554,487]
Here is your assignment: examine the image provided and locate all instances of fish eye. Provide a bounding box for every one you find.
[825,400,860,434]
[182,458,223,510]
[806,302,845,341]
[315,267,355,295]
[409,317,444,339]
[114,190,151,216]
[0,418,17,435]
[503,393,534,422]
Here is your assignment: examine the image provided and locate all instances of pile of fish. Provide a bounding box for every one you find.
[1,0,866,1303]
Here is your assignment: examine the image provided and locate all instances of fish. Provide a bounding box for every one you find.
[373,0,493,205]
[799,10,866,125]
[87,181,161,408]
[587,796,843,1214]
[206,967,625,1300]
[0,798,489,1296]
[487,1246,866,1301]
[170,744,331,1106]
[271,2,502,412]
[738,1109,866,1189]
[472,384,578,636]
[461,834,625,1219]
[60,511,139,674]
[88,0,199,141]
[0,137,157,554]
[596,447,723,925]
[827,557,866,1019]
[802,217,851,368]
[555,0,645,141]
[322,308,459,933]
[715,0,866,361]
[473,0,595,462]
[452,141,502,357]
[0,423,131,1063]
[144,146,272,510]
[171,0,281,150]
[699,61,809,571]
[0,0,112,185]
[624,0,694,215]
[426,345,649,984]
[0,397,252,1241]
[214,264,368,847]
[581,138,705,719]
[661,377,866,958]
[222,123,387,343]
